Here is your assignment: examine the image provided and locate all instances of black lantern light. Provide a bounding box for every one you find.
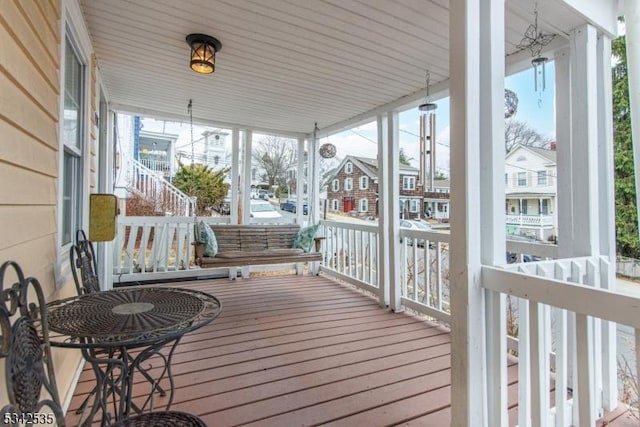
[186,33,222,74]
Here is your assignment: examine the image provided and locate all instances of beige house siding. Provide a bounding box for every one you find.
[0,0,93,411]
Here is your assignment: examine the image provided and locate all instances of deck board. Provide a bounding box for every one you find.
[63,274,626,426]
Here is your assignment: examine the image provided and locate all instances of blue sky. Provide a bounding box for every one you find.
[321,62,557,177]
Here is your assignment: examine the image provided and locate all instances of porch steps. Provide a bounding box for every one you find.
[118,154,195,216]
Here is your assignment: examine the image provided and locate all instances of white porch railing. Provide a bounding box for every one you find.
[484,257,624,426]
[318,220,379,295]
[506,214,555,227]
[399,229,451,322]
[112,216,230,284]
[120,154,195,217]
[110,217,627,425]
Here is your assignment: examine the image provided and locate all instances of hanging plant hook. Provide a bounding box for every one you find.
[419,70,437,112]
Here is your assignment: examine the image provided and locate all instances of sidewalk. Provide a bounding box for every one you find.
[616,276,640,297]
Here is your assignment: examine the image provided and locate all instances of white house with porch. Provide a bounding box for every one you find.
[505,144,558,241]
[4,0,640,425]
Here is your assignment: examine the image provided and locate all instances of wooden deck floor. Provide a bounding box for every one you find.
[65,274,632,426]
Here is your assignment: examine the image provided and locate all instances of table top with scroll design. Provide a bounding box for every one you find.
[46,286,222,348]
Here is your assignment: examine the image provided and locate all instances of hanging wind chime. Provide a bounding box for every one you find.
[516,3,556,107]
[418,70,437,192]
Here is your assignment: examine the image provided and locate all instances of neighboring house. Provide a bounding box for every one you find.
[326,156,423,220]
[424,179,450,221]
[137,130,179,179]
[505,144,557,241]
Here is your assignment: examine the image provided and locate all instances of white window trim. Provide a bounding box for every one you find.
[345,177,353,191]
[403,176,415,190]
[360,198,369,212]
[345,161,353,174]
[55,0,93,288]
[332,179,339,191]
[517,172,527,187]
[410,199,419,213]
[332,199,339,210]
[537,170,547,185]
[360,176,369,190]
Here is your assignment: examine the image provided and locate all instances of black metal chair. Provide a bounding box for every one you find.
[70,230,173,417]
[0,261,207,427]
[70,229,101,295]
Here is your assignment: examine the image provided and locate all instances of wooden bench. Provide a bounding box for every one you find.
[194,224,322,278]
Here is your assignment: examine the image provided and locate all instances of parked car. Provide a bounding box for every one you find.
[280,199,308,214]
[506,234,544,263]
[400,220,433,248]
[250,200,282,219]
[214,197,231,215]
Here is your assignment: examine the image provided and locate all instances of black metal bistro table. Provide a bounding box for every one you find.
[46,286,222,426]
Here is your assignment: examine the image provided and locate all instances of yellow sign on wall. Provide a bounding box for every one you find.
[89,194,118,241]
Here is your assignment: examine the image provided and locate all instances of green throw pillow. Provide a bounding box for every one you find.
[293,224,319,253]
[196,220,218,257]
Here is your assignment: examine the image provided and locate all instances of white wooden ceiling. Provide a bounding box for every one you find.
[80,0,588,135]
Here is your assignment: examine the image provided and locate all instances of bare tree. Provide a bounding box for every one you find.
[505,119,552,153]
[252,136,297,187]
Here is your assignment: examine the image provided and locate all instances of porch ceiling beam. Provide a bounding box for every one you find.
[556,0,619,38]
[110,103,308,140]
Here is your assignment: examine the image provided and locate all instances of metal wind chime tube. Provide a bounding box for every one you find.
[418,112,436,191]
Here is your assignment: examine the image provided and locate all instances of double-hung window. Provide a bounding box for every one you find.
[517,172,527,186]
[360,176,369,190]
[61,35,85,246]
[537,170,547,185]
[402,176,415,190]
[345,178,353,191]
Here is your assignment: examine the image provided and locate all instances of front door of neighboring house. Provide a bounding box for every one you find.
[521,199,528,215]
[343,197,354,213]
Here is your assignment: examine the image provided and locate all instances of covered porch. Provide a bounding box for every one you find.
[4,0,640,425]
[64,274,635,426]
[77,0,640,424]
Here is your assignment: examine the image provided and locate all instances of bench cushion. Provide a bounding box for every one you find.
[215,248,304,259]
[196,221,218,257]
[293,224,319,253]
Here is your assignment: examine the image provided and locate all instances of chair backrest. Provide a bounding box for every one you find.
[0,261,65,426]
[70,229,100,295]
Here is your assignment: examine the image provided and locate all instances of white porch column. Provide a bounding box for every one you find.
[479,0,506,424]
[554,46,575,426]
[626,1,640,240]
[241,130,252,225]
[450,0,486,425]
[309,134,320,226]
[296,137,305,225]
[376,113,400,309]
[386,112,401,311]
[570,23,600,426]
[555,47,573,255]
[597,31,618,411]
[230,128,240,224]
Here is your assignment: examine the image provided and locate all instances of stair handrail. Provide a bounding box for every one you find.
[119,153,196,216]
